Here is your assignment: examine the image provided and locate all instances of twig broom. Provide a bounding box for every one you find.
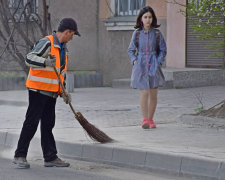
[53,66,113,143]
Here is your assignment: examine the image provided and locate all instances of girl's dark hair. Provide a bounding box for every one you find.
[134,6,160,29]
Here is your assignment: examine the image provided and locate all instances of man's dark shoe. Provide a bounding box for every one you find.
[44,158,70,167]
[13,157,30,169]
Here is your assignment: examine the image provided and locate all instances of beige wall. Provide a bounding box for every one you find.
[146,0,167,18]
[99,0,111,19]
[166,0,186,68]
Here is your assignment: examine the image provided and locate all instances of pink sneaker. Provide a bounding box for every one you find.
[142,118,149,129]
[148,118,156,128]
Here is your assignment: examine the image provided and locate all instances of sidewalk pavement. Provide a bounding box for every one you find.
[0,86,225,179]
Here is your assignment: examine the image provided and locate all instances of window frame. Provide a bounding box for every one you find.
[113,0,146,17]
[104,0,145,31]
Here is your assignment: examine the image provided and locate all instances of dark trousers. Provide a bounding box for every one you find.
[15,90,58,162]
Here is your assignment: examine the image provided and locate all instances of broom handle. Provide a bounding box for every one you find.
[53,66,77,116]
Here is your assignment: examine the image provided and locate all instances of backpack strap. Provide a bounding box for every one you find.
[155,29,163,65]
[155,29,161,57]
[135,29,141,48]
[155,29,160,47]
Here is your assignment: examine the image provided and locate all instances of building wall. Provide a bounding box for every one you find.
[48,0,168,85]
[146,0,167,18]
[98,0,167,85]
[166,0,186,68]
[48,0,99,72]
[0,0,169,86]
[99,25,133,85]
[99,0,111,19]
[0,0,99,74]
[146,0,167,40]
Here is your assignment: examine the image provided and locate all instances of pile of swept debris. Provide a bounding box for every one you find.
[196,100,225,119]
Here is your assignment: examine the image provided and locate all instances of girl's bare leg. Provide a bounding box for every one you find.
[140,90,149,119]
[148,88,158,119]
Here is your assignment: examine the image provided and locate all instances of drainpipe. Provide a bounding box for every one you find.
[96,0,100,72]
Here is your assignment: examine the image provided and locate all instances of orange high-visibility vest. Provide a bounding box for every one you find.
[26,35,67,94]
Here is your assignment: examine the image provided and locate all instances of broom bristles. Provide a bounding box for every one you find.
[75,112,113,143]
[52,66,113,143]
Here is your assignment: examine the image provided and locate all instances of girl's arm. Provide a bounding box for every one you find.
[128,30,138,65]
[157,31,167,65]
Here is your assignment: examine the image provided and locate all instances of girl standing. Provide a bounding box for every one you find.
[128,6,167,129]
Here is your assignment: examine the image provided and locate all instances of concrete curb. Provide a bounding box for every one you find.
[0,131,225,180]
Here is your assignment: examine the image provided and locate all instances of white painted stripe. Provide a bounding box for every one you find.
[32,67,60,72]
[28,75,59,85]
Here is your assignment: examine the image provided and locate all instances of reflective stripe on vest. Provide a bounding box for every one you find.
[26,35,67,93]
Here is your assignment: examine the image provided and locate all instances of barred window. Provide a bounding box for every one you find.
[115,0,146,16]
[8,0,38,21]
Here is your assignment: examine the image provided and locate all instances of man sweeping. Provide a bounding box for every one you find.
[13,18,80,168]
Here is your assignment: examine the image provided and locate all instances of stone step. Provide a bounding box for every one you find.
[0,77,26,91]
[112,67,225,89]
[112,78,174,89]
[66,72,103,92]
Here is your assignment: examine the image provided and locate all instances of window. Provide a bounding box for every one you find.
[115,0,146,16]
[8,0,38,21]
[105,0,146,31]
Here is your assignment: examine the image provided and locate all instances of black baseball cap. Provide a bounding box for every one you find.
[58,18,81,36]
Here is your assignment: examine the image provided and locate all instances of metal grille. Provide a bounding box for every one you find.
[186,15,225,68]
[115,0,146,16]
